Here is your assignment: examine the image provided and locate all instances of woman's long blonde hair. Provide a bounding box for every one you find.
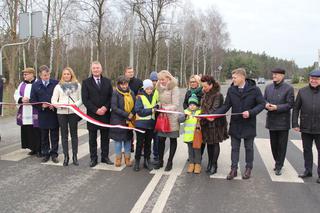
[59,67,78,84]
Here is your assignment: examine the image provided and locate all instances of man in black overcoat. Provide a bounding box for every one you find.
[82,61,113,167]
[214,68,265,180]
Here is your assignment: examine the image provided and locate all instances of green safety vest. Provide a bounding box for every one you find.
[153,89,159,103]
[136,93,158,121]
[183,109,201,143]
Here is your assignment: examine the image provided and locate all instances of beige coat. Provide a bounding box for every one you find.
[156,79,180,132]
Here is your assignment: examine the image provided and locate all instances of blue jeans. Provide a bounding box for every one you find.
[114,140,131,156]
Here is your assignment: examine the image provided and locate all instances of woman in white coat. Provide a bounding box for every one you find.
[51,67,82,166]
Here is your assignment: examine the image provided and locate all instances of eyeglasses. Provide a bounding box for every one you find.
[190,81,197,83]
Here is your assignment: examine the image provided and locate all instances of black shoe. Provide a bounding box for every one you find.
[206,161,212,173]
[28,150,37,155]
[154,161,163,170]
[242,168,252,179]
[73,155,79,166]
[208,164,217,175]
[298,171,312,178]
[226,169,237,180]
[164,161,173,171]
[41,156,50,163]
[36,152,43,158]
[101,157,114,165]
[63,155,69,166]
[89,160,98,167]
[133,160,140,172]
[144,159,153,171]
[275,168,282,176]
[317,178,320,184]
[52,156,59,164]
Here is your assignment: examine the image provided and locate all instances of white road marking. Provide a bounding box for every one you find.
[151,137,187,213]
[210,139,242,180]
[130,173,162,213]
[131,137,187,213]
[1,129,88,162]
[255,138,303,183]
[291,139,318,166]
[0,149,31,161]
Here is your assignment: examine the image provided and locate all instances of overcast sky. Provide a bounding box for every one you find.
[191,0,320,68]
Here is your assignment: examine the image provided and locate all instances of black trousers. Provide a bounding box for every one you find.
[207,143,220,166]
[57,114,79,156]
[88,128,110,161]
[41,127,59,158]
[269,130,289,169]
[135,129,153,160]
[231,136,254,169]
[158,137,177,163]
[301,133,320,176]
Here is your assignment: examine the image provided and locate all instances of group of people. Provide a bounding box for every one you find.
[13,61,320,183]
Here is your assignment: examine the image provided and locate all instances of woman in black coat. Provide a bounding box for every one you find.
[109,76,136,168]
[200,75,228,175]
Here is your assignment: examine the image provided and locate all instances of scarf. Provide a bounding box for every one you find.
[116,87,134,113]
[190,86,202,95]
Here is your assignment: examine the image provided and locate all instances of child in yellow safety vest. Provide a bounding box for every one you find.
[133,79,159,171]
[181,94,202,174]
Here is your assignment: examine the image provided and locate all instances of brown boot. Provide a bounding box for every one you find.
[125,155,132,167]
[187,163,195,173]
[226,168,237,180]
[115,155,122,167]
[242,168,252,179]
[194,164,201,174]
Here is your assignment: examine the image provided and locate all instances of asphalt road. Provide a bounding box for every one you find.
[0,82,319,213]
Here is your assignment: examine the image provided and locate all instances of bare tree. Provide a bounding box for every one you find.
[133,0,177,73]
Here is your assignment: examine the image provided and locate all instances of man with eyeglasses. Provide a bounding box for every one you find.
[293,69,320,184]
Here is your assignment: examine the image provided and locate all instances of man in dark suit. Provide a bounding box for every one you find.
[293,69,320,184]
[124,67,143,96]
[30,65,59,163]
[214,68,265,180]
[82,61,113,167]
[264,68,294,176]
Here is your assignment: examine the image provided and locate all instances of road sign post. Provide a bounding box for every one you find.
[0,11,43,116]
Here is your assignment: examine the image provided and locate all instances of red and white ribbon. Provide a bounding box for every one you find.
[155,109,244,119]
[0,102,145,133]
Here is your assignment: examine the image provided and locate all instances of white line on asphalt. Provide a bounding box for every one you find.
[1,129,88,162]
[210,139,242,180]
[41,130,90,166]
[92,153,127,171]
[0,143,20,152]
[130,173,163,213]
[291,139,318,166]
[0,149,30,161]
[255,138,303,183]
[151,137,187,213]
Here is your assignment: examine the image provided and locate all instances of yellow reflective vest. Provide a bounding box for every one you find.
[183,109,201,142]
[135,93,158,121]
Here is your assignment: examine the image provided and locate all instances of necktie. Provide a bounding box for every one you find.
[44,81,49,87]
[97,78,101,88]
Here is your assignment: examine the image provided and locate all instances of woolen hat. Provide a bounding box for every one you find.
[188,94,199,106]
[271,68,286,74]
[149,71,158,81]
[309,69,320,77]
[143,79,154,89]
